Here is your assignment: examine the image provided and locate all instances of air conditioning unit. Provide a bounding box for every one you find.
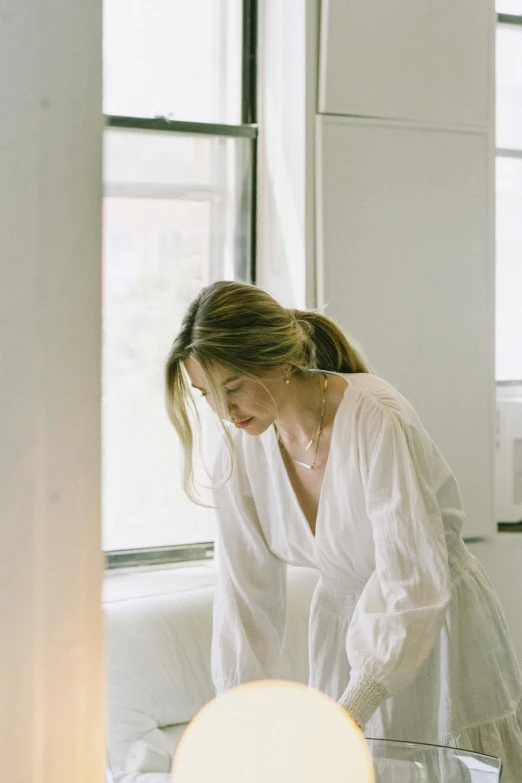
[496,385,522,525]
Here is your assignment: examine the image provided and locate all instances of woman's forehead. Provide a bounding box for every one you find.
[183,357,237,388]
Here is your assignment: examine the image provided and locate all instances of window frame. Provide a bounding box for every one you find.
[496,10,522,389]
[496,10,522,164]
[104,0,258,569]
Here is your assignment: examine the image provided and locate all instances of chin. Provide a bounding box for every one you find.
[246,419,271,437]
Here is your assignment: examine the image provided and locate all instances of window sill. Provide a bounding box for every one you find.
[102,558,217,604]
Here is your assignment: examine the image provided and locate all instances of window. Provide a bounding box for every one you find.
[102,0,257,565]
[496,6,522,382]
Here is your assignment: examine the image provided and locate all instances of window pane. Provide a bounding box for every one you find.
[497,1,522,13]
[496,25,522,150]
[496,156,522,381]
[102,128,253,550]
[103,0,243,123]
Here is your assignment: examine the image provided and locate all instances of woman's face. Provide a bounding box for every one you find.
[184,357,286,436]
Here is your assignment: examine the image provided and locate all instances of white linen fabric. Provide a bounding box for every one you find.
[211,372,522,783]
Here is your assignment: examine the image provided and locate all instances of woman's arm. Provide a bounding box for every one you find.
[211,442,287,694]
[340,404,451,727]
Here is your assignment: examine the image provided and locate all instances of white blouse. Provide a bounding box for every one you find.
[210,373,522,779]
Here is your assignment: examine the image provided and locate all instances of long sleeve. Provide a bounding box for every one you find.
[211,439,287,695]
[339,403,451,727]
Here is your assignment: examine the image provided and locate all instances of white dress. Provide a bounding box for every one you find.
[211,372,522,782]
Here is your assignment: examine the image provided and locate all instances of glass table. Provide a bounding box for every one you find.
[367,739,502,782]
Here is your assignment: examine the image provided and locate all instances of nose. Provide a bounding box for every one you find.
[228,398,243,419]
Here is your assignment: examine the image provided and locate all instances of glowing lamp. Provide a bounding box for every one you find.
[172,680,374,783]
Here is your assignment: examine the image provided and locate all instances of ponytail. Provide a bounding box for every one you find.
[288,309,372,374]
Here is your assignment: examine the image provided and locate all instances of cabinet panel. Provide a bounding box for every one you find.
[319,0,493,126]
[316,115,495,538]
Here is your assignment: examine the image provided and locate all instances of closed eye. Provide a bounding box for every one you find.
[196,386,241,398]
[226,384,243,395]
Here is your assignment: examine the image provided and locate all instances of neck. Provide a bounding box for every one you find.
[274,372,325,446]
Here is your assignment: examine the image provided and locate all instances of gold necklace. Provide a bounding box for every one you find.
[276,374,328,470]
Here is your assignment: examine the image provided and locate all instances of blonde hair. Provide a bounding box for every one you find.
[165,280,371,503]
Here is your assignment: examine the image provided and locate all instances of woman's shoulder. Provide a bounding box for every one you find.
[340,373,412,417]
[335,372,430,447]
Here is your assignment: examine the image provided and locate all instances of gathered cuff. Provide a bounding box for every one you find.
[339,673,390,728]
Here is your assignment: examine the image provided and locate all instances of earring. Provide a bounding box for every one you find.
[284,375,290,385]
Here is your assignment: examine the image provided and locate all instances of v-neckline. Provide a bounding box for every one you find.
[270,374,352,540]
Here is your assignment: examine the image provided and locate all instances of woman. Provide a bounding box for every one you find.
[165,280,522,780]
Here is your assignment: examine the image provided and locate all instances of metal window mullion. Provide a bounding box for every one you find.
[497,12,522,25]
[242,0,257,126]
[105,115,257,139]
[242,0,258,281]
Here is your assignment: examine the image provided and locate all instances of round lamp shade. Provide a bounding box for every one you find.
[171,680,375,783]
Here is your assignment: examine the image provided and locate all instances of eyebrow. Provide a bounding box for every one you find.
[191,375,240,391]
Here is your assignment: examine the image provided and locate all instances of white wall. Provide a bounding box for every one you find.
[0,1,105,781]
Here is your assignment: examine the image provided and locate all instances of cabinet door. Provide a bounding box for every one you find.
[316,115,495,538]
[319,0,493,127]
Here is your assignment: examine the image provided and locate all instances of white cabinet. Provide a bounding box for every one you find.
[319,0,494,126]
[316,114,495,538]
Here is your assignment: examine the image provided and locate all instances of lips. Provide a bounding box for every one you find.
[233,417,253,429]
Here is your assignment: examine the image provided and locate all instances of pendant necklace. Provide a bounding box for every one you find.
[276,374,328,470]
